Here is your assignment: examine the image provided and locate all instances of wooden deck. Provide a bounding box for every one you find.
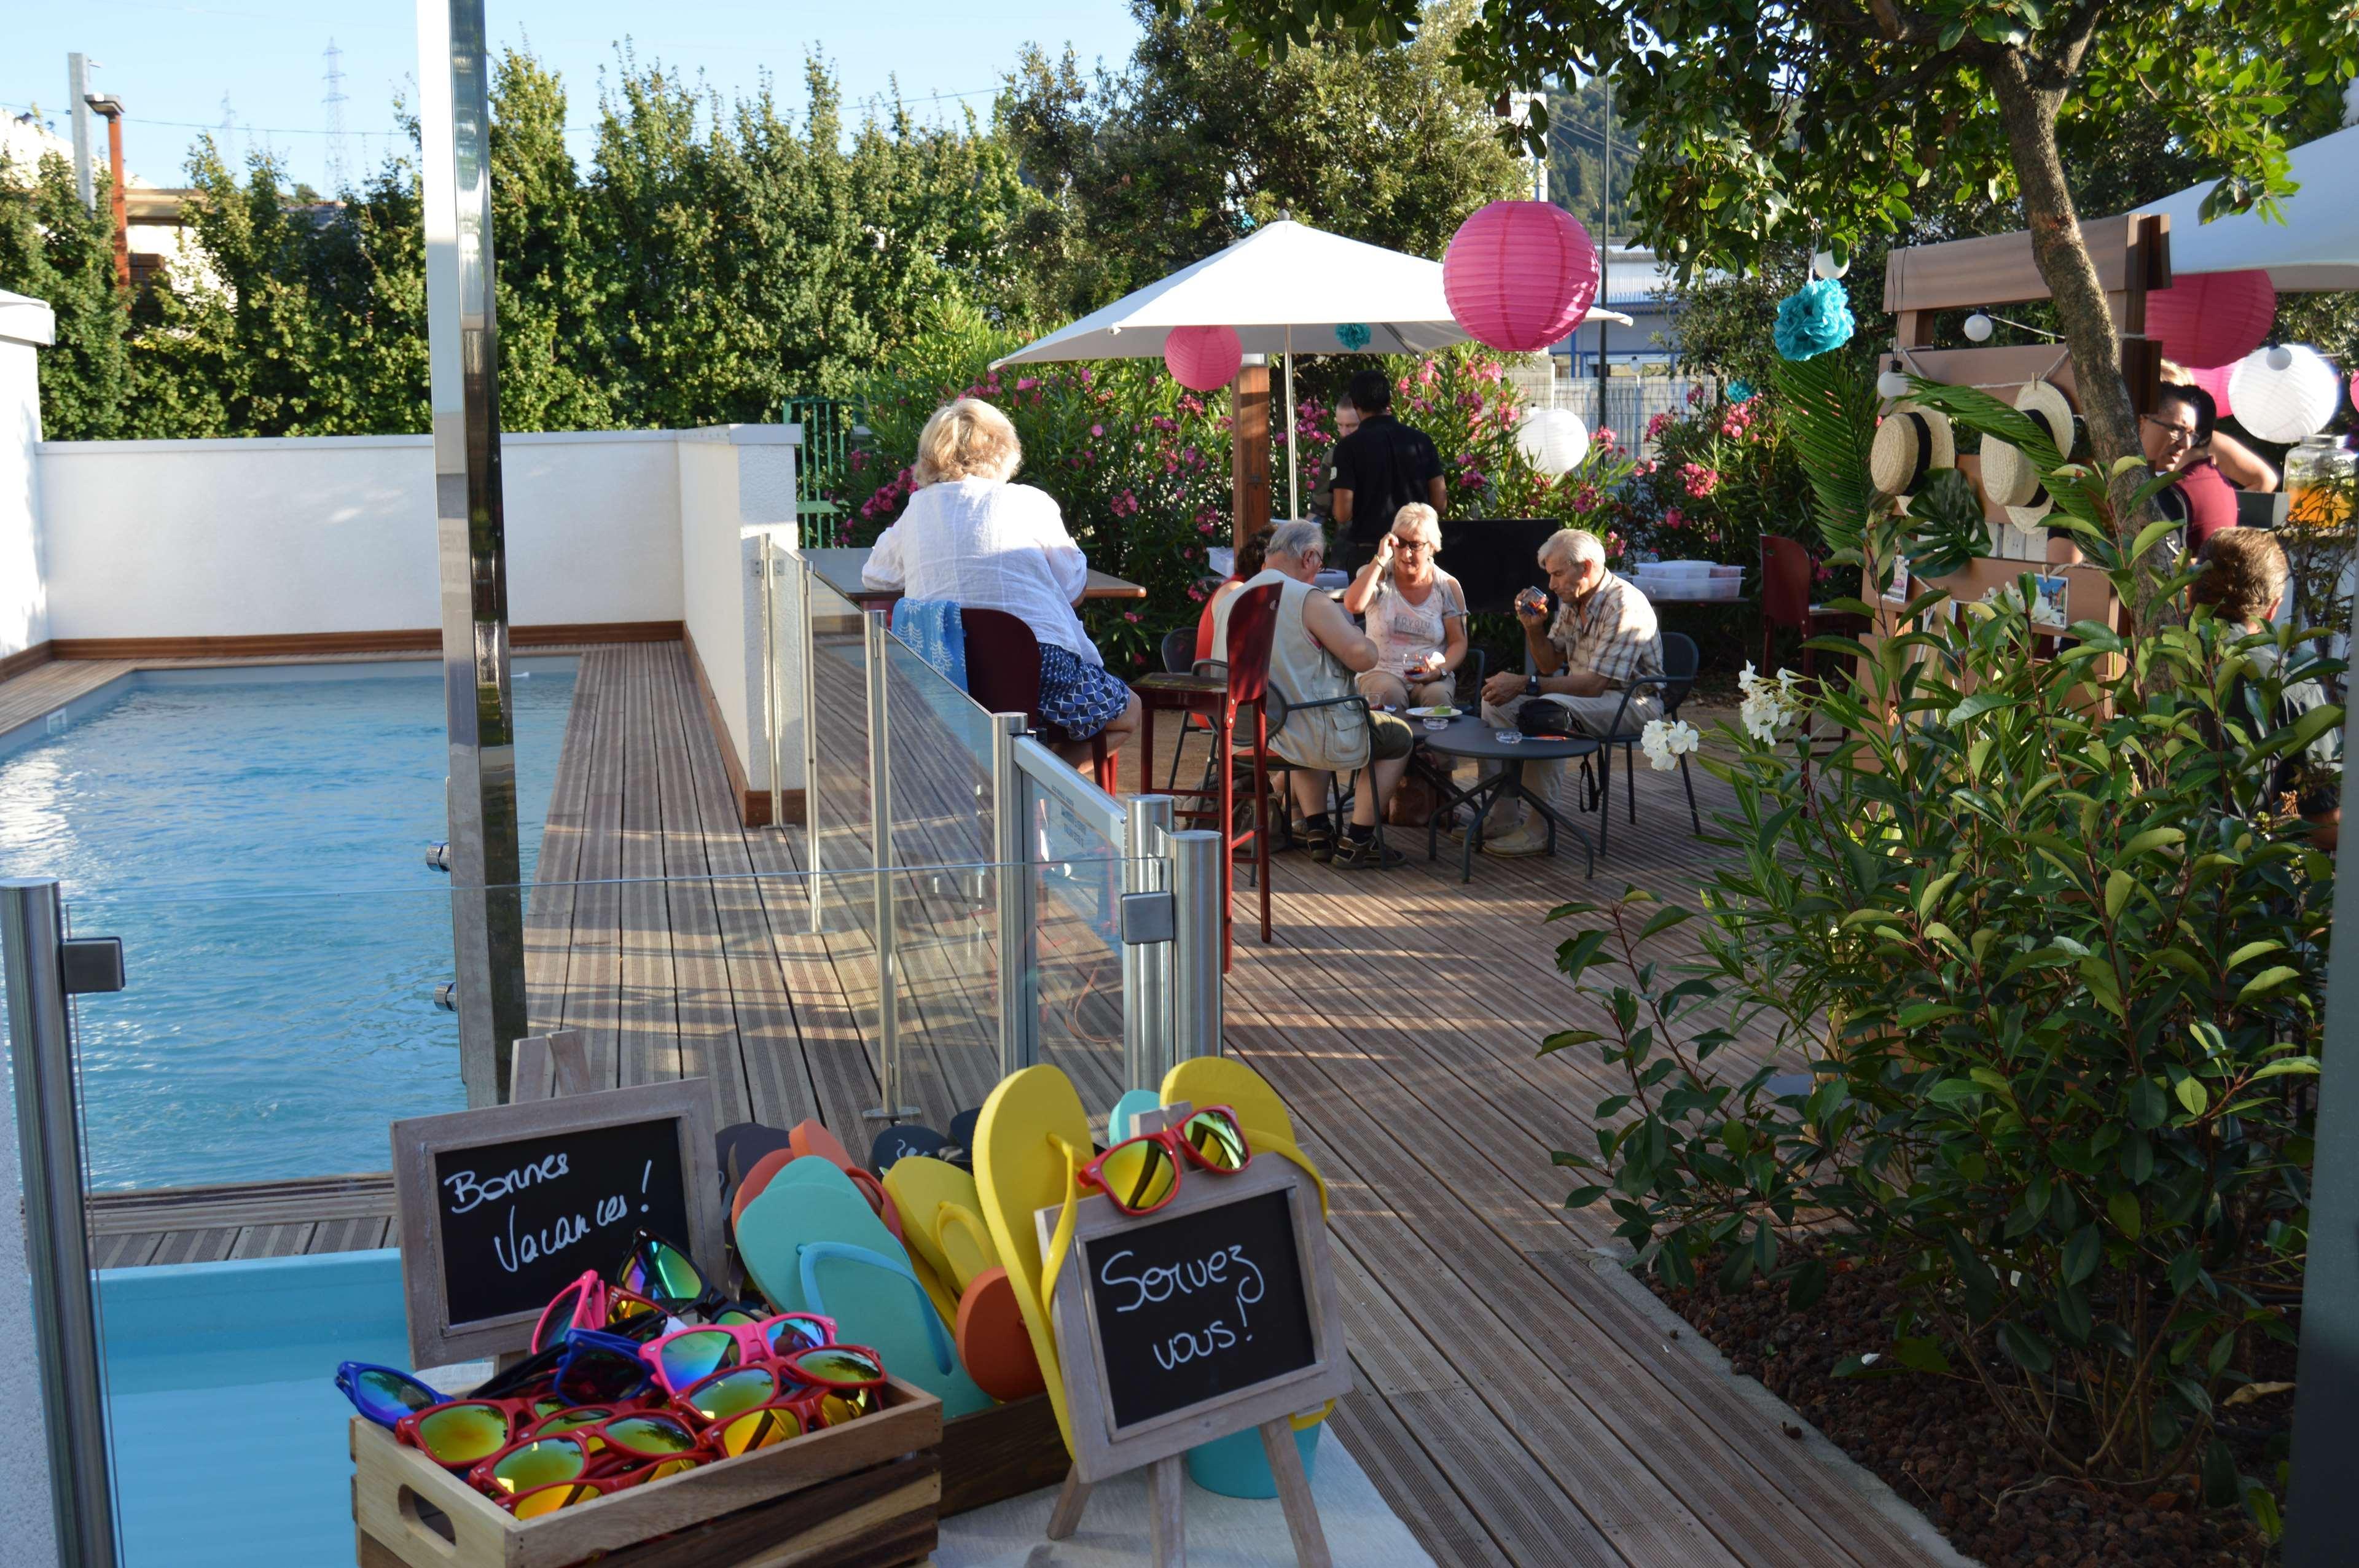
[22,641,1942,1567]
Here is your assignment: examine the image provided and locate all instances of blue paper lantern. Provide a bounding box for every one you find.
[1773,278,1855,362]
[1334,322,1372,351]
[1727,380,1755,403]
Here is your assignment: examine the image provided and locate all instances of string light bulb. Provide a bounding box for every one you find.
[1963,313,1995,343]
[1877,369,1912,400]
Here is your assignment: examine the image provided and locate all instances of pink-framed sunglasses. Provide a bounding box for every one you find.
[531,1270,668,1353]
[639,1313,838,1394]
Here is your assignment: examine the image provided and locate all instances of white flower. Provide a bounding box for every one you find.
[1640,718,1701,770]
[1737,664,1805,743]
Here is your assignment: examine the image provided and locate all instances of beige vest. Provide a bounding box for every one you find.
[1211,569,1371,771]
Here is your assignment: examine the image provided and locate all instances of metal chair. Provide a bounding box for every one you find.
[1154,626,1221,793]
[959,608,1117,794]
[1592,631,1704,856]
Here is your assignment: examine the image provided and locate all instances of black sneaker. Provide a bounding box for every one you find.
[1332,833,1404,870]
[1301,822,1336,862]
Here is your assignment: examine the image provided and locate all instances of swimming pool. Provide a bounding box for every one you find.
[0,660,575,1190]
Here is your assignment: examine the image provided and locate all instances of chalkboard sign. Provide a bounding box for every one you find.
[1084,1188,1316,1430]
[393,1080,721,1366]
[1036,1114,1355,1484]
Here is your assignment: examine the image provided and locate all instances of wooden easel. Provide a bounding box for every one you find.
[1038,1104,1343,1567]
[509,1028,596,1102]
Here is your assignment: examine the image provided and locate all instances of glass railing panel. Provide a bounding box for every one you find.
[1010,754,1133,1126]
[803,572,877,949]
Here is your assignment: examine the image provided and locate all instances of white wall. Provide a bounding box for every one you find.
[35,430,684,640]
[0,292,54,663]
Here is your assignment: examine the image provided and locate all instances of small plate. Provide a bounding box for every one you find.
[1406,706,1459,719]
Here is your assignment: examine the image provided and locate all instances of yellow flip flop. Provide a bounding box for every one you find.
[973,1063,1092,1453]
[1160,1058,1328,1217]
[934,1201,1000,1295]
[882,1156,987,1292]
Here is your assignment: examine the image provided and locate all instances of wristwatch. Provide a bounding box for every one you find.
[1525,674,1541,697]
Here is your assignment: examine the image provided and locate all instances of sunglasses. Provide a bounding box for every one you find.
[337,1362,442,1429]
[533,1270,668,1352]
[396,1396,580,1470]
[467,1411,703,1498]
[640,1314,839,1395]
[1078,1104,1251,1215]
[700,1398,827,1457]
[467,1328,657,1408]
[618,1230,724,1316]
[496,1454,706,1518]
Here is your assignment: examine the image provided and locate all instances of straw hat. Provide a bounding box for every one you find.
[1869,401,1957,510]
[1978,380,2080,529]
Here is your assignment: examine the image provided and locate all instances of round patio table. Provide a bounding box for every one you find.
[1412,716,1598,882]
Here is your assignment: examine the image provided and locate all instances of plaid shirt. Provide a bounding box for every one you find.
[1548,571,1664,690]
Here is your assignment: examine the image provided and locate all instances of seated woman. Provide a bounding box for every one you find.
[863,398,1140,768]
[1194,528,1270,667]
[2191,528,2341,849]
[1340,502,1468,709]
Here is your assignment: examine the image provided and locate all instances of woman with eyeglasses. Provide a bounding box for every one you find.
[1340,503,1468,711]
[2138,383,2242,550]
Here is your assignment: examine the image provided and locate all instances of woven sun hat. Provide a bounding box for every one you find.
[1869,400,1957,510]
[1978,380,2080,528]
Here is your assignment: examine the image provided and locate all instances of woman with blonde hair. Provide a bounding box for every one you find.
[864,398,1139,764]
[1340,501,1468,709]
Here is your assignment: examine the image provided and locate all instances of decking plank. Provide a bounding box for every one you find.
[561,649,627,1088]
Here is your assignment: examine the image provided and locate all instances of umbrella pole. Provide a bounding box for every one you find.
[1284,327,1299,521]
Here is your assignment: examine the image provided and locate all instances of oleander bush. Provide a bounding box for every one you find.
[1552,372,2335,1535]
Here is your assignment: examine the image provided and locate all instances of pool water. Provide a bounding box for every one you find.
[0,661,575,1189]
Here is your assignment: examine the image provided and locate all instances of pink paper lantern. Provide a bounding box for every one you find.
[2145,270,2276,370]
[1443,201,1601,353]
[2190,362,2236,419]
[1163,326,1243,392]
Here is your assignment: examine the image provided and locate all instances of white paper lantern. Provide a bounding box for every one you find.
[2229,345,2342,443]
[1517,407,1590,477]
[1963,312,1995,343]
[1876,369,1912,400]
[1811,249,1848,281]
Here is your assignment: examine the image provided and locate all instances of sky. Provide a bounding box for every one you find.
[8,0,1144,194]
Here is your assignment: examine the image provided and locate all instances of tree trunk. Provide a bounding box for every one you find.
[1987,54,2151,542]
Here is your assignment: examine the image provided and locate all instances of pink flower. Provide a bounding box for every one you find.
[1606,531,1625,556]
[1687,386,1705,406]
[1016,376,1038,392]
[1646,412,1675,441]
[1187,584,1207,601]
[1680,462,1720,499]
[1196,521,1216,535]
[1633,459,1657,477]
[1396,376,1412,394]
[1090,423,1104,437]
[1663,507,1686,531]
[1124,610,1141,623]
[1111,490,1141,518]
[1573,485,1602,512]
[1464,468,1487,486]
[1418,361,1441,386]
[1594,427,1617,449]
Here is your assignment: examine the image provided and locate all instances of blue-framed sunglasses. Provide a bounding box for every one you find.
[337,1361,444,1428]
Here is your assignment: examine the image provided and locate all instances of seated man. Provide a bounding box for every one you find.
[1210,520,1417,870]
[2191,528,2341,850]
[1476,528,1665,857]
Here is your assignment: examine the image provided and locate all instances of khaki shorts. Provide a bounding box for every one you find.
[1367,711,1415,762]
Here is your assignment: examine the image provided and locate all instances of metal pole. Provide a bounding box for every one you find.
[1,880,117,1568]
[419,0,526,1107]
[1595,72,1613,432]
[1167,830,1224,1061]
[864,613,916,1120]
[761,537,783,829]
[1123,796,1175,1091]
[1283,329,1299,522]
[992,714,1039,1076]
[2283,573,2359,1566]
[800,559,823,932]
[68,55,96,211]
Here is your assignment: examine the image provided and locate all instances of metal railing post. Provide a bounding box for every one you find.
[1,879,117,1568]
[1123,797,1175,1092]
[1168,829,1225,1061]
[863,613,917,1121]
[991,714,1039,1076]
[760,536,783,830]
[800,560,823,932]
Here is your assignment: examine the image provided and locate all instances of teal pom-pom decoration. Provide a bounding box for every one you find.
[1773,278,1855,362]
[1727,379,1755,402]
[1334,322,1372,351]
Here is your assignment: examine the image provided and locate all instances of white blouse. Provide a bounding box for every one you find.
[861,478,1103,667]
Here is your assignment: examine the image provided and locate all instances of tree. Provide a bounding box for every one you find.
[998,0,1524,318]
[1180,0,2357,522]
[0,151,130,440]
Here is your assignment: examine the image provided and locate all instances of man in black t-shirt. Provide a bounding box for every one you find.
[1329,368,1446,566]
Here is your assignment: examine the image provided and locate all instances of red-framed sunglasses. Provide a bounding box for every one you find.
[638,1314,839,1395]
[1079,1104,1251,1215]
[495,1454,706,1517]
[532,1270,668,1352]
[466,1410,701,1497]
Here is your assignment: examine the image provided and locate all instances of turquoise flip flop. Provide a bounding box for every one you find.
[736,1176,993,1418]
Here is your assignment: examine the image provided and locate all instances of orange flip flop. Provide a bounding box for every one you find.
[956,1268,1046,1401]
[731,1147,797,1233]
[847,1168,905,1243]
[788,1119,856,1171]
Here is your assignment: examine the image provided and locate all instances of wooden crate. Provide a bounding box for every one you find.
[353,1376,941,1568]
[939,1394,1068,1516]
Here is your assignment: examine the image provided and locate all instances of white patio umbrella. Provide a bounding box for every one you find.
[992,218,1631,518]
[2126,125,2359,292]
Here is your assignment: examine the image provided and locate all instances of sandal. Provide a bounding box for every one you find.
[1332,833,1404,870]
[1301,822,1336,862]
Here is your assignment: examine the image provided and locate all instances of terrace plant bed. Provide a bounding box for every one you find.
[1643,1241,2292,1568]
